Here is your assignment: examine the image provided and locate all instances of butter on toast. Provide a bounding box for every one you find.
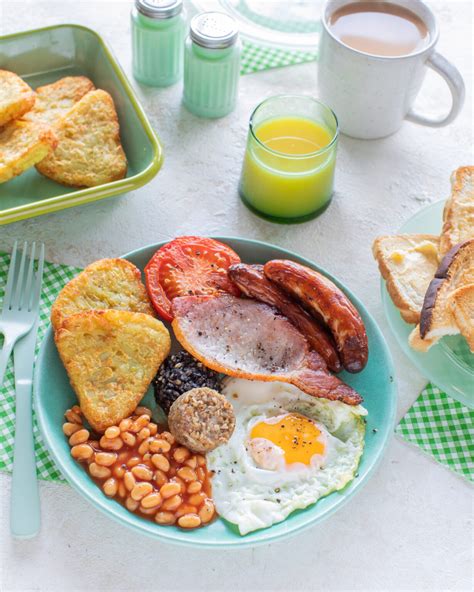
[0,119,57,184]
[439,166,474,257]
[55,310,171,432]
[410,239,474,352]
[0,70,35,127]
[23,76,95,126]
[36,89,127,187]
[51,258,155,331]
[372,234,440,324]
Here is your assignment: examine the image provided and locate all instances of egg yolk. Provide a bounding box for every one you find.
[250,413,325,466]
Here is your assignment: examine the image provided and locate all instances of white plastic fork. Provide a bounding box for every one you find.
[0,241,44,388]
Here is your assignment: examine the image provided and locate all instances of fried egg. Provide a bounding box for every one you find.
[207,378,367,535]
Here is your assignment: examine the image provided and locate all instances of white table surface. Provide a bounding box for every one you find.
[0,1,472,591]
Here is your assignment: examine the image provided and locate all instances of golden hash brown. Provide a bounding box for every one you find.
[36,89,127,187]
[55,310,171,432]
[23,76,95,126]
[51,258,155,331]
[0,120,57,184]
[0,70,36,127]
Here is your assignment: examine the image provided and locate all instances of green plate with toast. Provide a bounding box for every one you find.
[381,199,474,409]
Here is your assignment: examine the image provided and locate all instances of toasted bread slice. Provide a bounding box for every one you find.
[448,284,474,352]
[0,120,57,184]
[439,166,474,257]
[410,239,474,352]
[51,258,155,331]
[372,234,440,324]
[0,70,36,127]
[408,325,433,352]
[409,283,474,353]
[36,89,127,187]
[23,76,95,126]
[55,310,171,432]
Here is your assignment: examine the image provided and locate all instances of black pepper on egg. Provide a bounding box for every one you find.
[153,351,222,414]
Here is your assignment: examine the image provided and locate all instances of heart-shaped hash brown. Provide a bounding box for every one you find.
[51,258,155,331]
[55,310,171,432]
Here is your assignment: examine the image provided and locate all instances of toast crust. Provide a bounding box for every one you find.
[419,239,474,344]
[55,310,171,432]
[448,284,474,352]
[372,234,440,324]
[51,258,155,331]
[440,166,474,256]
[408,325,434,352]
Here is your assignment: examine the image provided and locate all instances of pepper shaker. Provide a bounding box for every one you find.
[183,12,241,118]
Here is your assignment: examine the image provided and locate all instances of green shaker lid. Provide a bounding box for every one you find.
[190,11,239,48]
[135,0,183,19]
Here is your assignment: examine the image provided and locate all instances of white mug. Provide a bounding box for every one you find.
[318,0,465,139]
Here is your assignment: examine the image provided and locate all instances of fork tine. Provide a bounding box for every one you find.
[21,242,36,311]
[2,241,18,310]
[11,242,28,311]
[29,243,44,313]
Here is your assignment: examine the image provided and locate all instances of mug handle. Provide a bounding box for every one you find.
[406,52,465,127]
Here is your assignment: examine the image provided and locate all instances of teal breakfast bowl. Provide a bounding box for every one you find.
[34,238,397,548]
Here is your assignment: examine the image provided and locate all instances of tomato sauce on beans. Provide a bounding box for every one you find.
[63,406,216,529]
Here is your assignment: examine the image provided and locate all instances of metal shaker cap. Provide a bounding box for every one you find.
[135,0,183,19]
[190,12,239,49]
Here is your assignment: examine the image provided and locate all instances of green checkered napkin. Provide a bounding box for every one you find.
[0,252,80,483]
[396,383,474,482]
[233,0,320,35]
[237,2,319,75]
[240,40,318,75]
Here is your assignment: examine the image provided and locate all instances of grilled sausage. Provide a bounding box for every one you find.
[228,263,342,373]
[264,260,368,373]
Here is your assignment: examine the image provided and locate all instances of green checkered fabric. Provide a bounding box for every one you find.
[236,1,319,74]
[396,383,474,482]
[233,0,320,34]
[0,251,80,482]
[240,40,318,75]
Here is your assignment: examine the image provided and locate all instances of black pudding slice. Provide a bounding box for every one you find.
[153,351,222,414]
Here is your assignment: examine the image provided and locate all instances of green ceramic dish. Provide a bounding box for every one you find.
[0,24,163,225]
[381,199,474,409]
[35,238,397,548]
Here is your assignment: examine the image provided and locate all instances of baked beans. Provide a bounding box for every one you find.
[63,407,215,530]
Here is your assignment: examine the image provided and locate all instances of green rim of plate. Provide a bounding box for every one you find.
[0,24,164,225]
[35,237,397,548]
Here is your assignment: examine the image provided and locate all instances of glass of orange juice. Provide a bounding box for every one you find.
[239,95,339,223]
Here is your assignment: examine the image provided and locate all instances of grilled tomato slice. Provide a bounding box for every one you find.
[145,236,241,321]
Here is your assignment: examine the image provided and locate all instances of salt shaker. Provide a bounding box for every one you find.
[183,12,241,118]
[131,0,186,87]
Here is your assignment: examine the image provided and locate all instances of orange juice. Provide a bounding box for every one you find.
[239,102,338,222]
[256,116,333,156]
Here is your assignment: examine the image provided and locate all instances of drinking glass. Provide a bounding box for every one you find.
[239,95,339,223]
